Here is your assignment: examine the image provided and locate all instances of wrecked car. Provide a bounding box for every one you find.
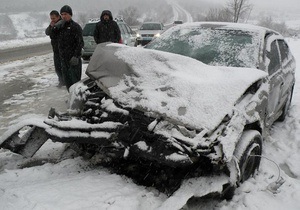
[0,22,295,198]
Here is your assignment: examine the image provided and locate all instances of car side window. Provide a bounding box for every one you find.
[118,24,126,35]
[123,24,130,34]
[277,40,290,62]
[267,40,281,75]
[125,25,133,34]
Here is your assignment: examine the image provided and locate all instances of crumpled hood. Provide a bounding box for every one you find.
[86,43,267,131]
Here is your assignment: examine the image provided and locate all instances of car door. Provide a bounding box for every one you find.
[265,36,284,124]
[124,24,137,46]
[119,23,130,45]
[277,39,295,102]
[118,23,126,44]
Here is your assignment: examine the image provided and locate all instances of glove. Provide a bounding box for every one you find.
[70,56,79,66]
[54,20,65,29]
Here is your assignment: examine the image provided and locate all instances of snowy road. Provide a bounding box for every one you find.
[0,43,51,63]
[0,38,299,209]
[167,0,193,23]
[0,54,87,136]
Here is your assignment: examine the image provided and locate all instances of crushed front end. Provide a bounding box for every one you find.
[38,78,241,194]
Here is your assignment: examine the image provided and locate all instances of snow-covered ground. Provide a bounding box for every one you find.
[0,34,299,209]
[0,11,50,46]
[0,11,50,50]
[0,37,50,50]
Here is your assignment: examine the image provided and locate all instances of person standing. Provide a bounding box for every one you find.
[53,5,84,91]
[45,10,64,87]
[93,10,121,44]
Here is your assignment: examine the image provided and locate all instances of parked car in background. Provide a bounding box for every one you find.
[135,22,164,46]
[173,20,183,25]
[81,18,136,61]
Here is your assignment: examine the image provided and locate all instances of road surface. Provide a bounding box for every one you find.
[0,42,52,63]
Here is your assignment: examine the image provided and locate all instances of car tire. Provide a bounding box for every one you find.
[134,41,139,47]
[236,130,262,182]
[278,86,294,122]
[222,130,262,200]
[82,56,90,61]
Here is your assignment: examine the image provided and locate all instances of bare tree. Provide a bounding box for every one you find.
[205,7,232,22]
[258,16,273,28]
[77,13,88,27]
[258,16,290,36]
[118,6,140,26]
[226,0,253,22]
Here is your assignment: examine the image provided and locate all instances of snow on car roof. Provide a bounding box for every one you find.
[172,21,281,38]
[87,43,268,131]
[142,21,162,24]
[88,18,100,23]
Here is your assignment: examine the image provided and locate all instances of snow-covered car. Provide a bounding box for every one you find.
[135,22,164,46]
[0,22,295,199]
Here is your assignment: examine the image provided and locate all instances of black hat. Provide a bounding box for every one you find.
[60,5,72,16]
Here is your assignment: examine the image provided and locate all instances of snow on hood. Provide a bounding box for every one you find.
[87,43,267,131]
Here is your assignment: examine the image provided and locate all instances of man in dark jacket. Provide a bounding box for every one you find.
[93,10,121,44]
[53,5,84,91]
[45,10,64,87]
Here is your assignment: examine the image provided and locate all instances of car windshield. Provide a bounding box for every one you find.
[140,23,162,30]
[83,23,96,36]
[145,25,261,68]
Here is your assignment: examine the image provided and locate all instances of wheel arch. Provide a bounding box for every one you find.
[234,130,262,162]
[244,121,262,134]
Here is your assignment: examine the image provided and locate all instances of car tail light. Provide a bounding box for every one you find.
[119,38,123,44]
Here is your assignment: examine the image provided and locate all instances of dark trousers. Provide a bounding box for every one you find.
[53,51,64,84]
[61,58,82,91]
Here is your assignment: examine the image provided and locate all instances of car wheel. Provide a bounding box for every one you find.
[222,130,262,200]
[82,56,90,61]
[278,87,293,122]
[236,130,262,182]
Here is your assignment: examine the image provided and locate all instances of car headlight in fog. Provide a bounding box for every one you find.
[136,33,141,38]
[154,33,161,37]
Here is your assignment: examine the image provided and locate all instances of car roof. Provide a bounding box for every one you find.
[86,18,127,24]
[142,22,162,25]
[175,22,280,37]
[88,18,100,23]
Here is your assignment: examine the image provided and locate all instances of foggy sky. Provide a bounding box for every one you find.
[208,0,300,13]
[2,0,300,17]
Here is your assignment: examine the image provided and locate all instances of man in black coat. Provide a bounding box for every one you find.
[45,10,64,87]
[93,10,121,44]
[53,5,84,91]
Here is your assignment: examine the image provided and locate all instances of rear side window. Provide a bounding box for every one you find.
[277,40,291,62]
[125,25,133,34]
[118,24,126,34]
[83,23,96,36]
